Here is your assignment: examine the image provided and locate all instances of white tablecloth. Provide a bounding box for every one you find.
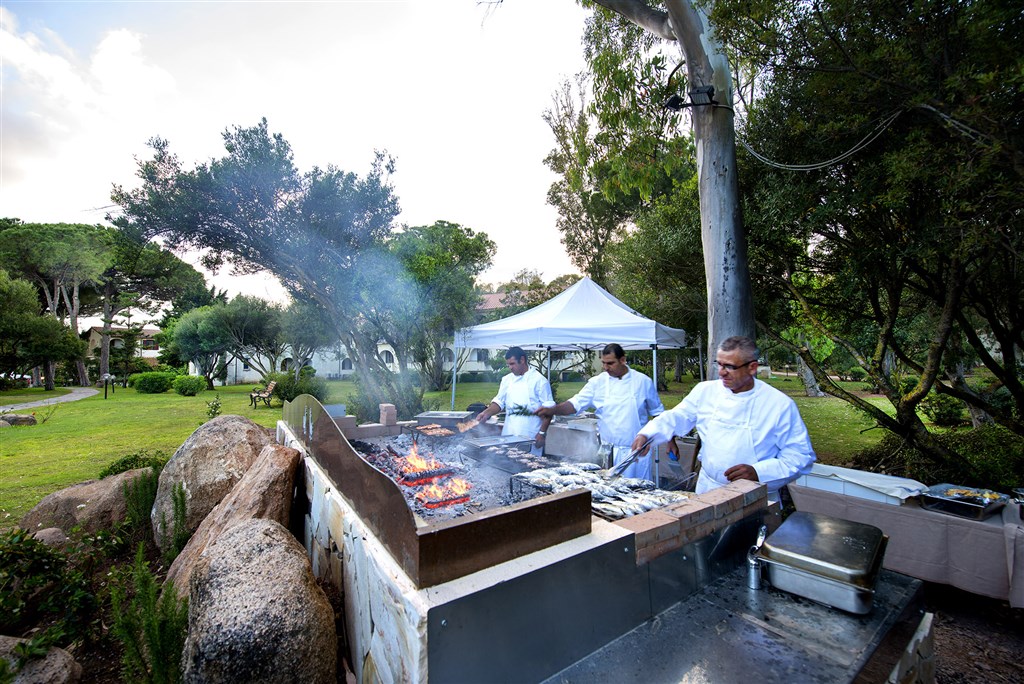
[789,484,1024,607]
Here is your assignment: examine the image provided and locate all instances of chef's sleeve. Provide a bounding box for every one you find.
[638,388,698,444]
[751,403,816,489]
[534,374,556,409]
[567,375,599,413]
[490,375,508,409]
[644,376,665,418]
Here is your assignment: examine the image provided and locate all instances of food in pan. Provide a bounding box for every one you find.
[942,487,1002,501]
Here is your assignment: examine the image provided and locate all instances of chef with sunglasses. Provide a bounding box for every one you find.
[631,336,815,501]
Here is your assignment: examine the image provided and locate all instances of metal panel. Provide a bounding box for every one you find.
[427,533,651,684]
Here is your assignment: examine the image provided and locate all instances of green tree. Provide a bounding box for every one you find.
[170,306,234,390]
[111,119,408,406]
[215,295,285,379]
[281,298,337,381]
[390,220,496,391]
[708,0,1024,472]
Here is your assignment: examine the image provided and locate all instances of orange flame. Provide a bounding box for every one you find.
[416,477,473,504]
[456,419,479,433]
[402,442,444,473]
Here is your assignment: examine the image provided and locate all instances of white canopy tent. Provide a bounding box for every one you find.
[450,277,689,408]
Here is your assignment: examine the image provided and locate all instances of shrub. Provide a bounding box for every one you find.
[110,545,188,684]
[846,367,868,382]
[172,375,206,396]
[131,372,177,394]
[267,371,329,404]
[161,482,190,566]
[0,529,97,647]
[850,425,1023,490]
[99,451,168,479]
[920,392,966,427]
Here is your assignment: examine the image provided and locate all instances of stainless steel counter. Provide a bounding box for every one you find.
[544,568,924,683]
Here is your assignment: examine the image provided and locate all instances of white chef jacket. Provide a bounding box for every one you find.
[568,368,664,480]
[638,379,815,497]
[491,368,555,443]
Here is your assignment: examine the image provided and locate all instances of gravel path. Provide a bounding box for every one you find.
[0,387,99,413]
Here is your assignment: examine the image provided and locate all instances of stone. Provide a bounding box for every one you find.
[0,635,81,683]
[181,518,337,684]
[0,420,11,428]
[32,527,70,547]
[3,414,37,426]
[20,468,150,534]
[151,415,273,552]
[165,443,300,595]
[379,403,397,426]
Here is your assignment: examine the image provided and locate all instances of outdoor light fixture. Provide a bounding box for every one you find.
[663,85,718,111]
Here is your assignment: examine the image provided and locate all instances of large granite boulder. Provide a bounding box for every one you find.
[19,468,149,534]
[181,518,337,684]
[0,635,81,683]
[165,443,300,595]
[3,414,37,426]
[151,415,273,552]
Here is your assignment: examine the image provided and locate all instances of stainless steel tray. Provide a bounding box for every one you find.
[756,511,887,614]
[463,435,535,451]
[920,483,1009,520]
[414,411,474,428]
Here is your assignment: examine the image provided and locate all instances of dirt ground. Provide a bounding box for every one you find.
[925,583,1024,683]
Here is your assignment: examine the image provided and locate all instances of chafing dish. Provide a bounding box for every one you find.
[920,483,1010,520]
[756,511,887,614]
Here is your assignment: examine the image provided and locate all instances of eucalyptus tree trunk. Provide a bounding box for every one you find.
[592,0,756,371]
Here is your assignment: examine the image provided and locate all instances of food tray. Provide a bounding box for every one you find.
[920,483,1010,520]
[756,511,887,614]
[414,411,474,428]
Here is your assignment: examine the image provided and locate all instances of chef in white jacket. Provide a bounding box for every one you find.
[631,336,815,501]
[475,347,554,456]
[536,343,666,480]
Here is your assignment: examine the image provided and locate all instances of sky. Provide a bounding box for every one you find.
[0,0,592,303]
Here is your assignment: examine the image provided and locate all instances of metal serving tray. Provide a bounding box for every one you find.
[414,411,474,428]
[920,483,1010,520]
[756,511,887,614]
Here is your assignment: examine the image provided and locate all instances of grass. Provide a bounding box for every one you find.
[1,375,887,531]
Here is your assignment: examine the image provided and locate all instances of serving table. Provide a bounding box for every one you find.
[789,484,1024,607]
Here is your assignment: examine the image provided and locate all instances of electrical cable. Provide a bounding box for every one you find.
[736,109,904,172]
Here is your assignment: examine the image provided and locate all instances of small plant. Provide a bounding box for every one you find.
[205,393,222,420]
[110,545,189,684]
[122,467,162,543]
[161,482,190,565]
[36,404,59,424]
[172,375,207,397]
[921,392,966,427]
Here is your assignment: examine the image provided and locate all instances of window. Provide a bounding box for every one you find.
[242,357,250,371]
[474,349,490,362]
[382,350,395,364]
[441,349,455,363]
[141,339,159,351]
[341,358,353,370]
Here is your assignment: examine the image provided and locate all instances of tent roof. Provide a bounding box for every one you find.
[455,277,688,350]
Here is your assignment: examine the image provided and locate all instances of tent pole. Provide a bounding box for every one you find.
[546,345,552,382]
[450,347,458,410]
[651,344,659,486]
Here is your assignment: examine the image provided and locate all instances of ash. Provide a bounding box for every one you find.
[349,434,547,522]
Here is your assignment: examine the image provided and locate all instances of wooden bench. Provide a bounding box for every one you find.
[249,381,277,408]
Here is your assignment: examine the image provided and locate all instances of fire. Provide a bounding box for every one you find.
[456,419,479,433]
[416,477,473,508]
[402,442,444,473]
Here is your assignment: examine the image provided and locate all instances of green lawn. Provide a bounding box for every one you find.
[1,376,885,531]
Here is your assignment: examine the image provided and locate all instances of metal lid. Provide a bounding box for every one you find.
[756,511,885,588]
[415,411,474,419]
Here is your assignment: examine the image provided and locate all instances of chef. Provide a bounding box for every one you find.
[536,343,666,480]
[631,336,815,501]
[475,346,555,456]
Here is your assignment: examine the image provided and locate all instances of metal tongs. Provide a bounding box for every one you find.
[604,437,653,480]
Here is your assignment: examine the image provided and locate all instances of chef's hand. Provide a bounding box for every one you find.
[534,406,555,418]
[630,434,652,456]
[666,439,679,462]
[534,432,546,448]
[724,464,759,482]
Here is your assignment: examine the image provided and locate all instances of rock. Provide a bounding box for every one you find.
[151,415,273,552]
[181,519,337,684]
[31,527,70,547]
[0,420,10,428]
[165,443,300,595]
[3,414,37,426]
[0,635,82,683]
[19,468,150,534]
